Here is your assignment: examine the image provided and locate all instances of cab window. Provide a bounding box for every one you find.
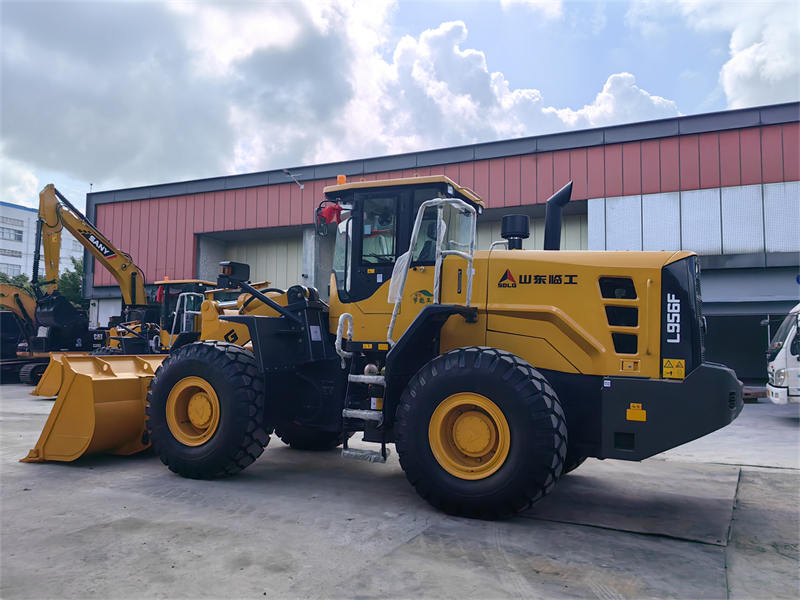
[361,195,397,265]
[411,190,472,264]
[333,216,352,294]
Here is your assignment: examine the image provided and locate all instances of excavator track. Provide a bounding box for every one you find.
[19,362,48,386]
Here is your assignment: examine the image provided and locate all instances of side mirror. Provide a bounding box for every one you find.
[315,201,343,237]
[315,207,328,237]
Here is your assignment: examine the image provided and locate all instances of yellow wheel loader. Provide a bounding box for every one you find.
[24,176,743,520]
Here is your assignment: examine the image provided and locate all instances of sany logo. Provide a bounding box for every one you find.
[498,269,517,288]
[80,231,116,259]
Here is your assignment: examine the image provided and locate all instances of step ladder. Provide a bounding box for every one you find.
[341,367,391,463]
[334,196,477,465]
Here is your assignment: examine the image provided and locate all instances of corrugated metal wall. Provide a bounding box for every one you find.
[93,180,336,286]
[94,123,799,286]
[590,181,800,254]
[477,216,588,251]
[227,237,303,290]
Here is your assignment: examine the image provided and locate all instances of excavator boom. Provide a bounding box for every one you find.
[36,184,147,308]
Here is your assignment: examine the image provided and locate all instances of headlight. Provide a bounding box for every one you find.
[775,369,787,386]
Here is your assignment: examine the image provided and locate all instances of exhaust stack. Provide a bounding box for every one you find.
[543,181,573,251]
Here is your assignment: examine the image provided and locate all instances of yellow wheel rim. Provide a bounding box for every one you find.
[428,393,511,480]
[166,376,221,446]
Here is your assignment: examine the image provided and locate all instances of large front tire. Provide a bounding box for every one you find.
[395,347,567,520]
[146,342,270,479]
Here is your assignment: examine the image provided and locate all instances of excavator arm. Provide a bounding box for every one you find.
[36,184,147,308]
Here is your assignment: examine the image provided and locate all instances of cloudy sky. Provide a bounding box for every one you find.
[2,0,798,210]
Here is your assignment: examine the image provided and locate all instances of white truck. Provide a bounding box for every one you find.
[766,302,800,404]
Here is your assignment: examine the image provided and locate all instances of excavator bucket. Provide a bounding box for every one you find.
[35,291,84,328]
[21,354,165,463]
[30,352,88,398]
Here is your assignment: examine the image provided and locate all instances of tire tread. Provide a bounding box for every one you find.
[146,341,270,479]
[395,346,567,520]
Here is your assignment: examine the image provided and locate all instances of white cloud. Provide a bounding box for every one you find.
[0,151,39,208]
[500,0,564,20]
[343,21,678,154]
[2,1,681,200]
[168,2,305,77]
[547,73,680,128]
[627,1,800,108]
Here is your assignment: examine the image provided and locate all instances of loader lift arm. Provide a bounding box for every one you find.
[34,184,148,319]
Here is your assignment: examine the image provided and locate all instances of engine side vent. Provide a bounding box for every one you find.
[599,277,637,300]
[694,261,706,362]
[605,306,638,327]
[612,333,638,354]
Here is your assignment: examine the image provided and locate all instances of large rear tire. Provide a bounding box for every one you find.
[395,347,567,520]
[275,422,347,451]
[146,341,270,479]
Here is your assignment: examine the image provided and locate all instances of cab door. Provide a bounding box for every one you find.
[347,190,400,312]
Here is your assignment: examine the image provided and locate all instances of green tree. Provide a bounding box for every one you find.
[0,272,34,297]
[59,257,89,310]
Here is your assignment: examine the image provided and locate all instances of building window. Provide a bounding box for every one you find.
[0,248,22,258]
[0,263,22,276]
[72,240,82,252]
[0,227,23,242]
[0,216,25,227]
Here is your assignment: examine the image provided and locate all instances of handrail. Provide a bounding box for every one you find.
[170,292,205,340]
[335,313,354,368]
[387,198,476,346]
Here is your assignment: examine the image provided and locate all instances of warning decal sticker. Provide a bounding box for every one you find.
[663,359,685,379]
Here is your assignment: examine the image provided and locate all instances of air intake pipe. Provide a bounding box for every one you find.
[543,181,573,251]
[501,214,530,250]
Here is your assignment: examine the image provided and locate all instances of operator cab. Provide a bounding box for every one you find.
[154,279,216,336]
[318,175,484,304]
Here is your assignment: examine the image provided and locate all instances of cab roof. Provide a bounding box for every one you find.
[154,279,216,286]
[323,175,485,208]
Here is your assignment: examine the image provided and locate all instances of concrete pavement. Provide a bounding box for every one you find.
[1,384,798,599]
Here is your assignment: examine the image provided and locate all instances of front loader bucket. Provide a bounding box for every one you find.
[30,352,89,398]
[21,354,165,463]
